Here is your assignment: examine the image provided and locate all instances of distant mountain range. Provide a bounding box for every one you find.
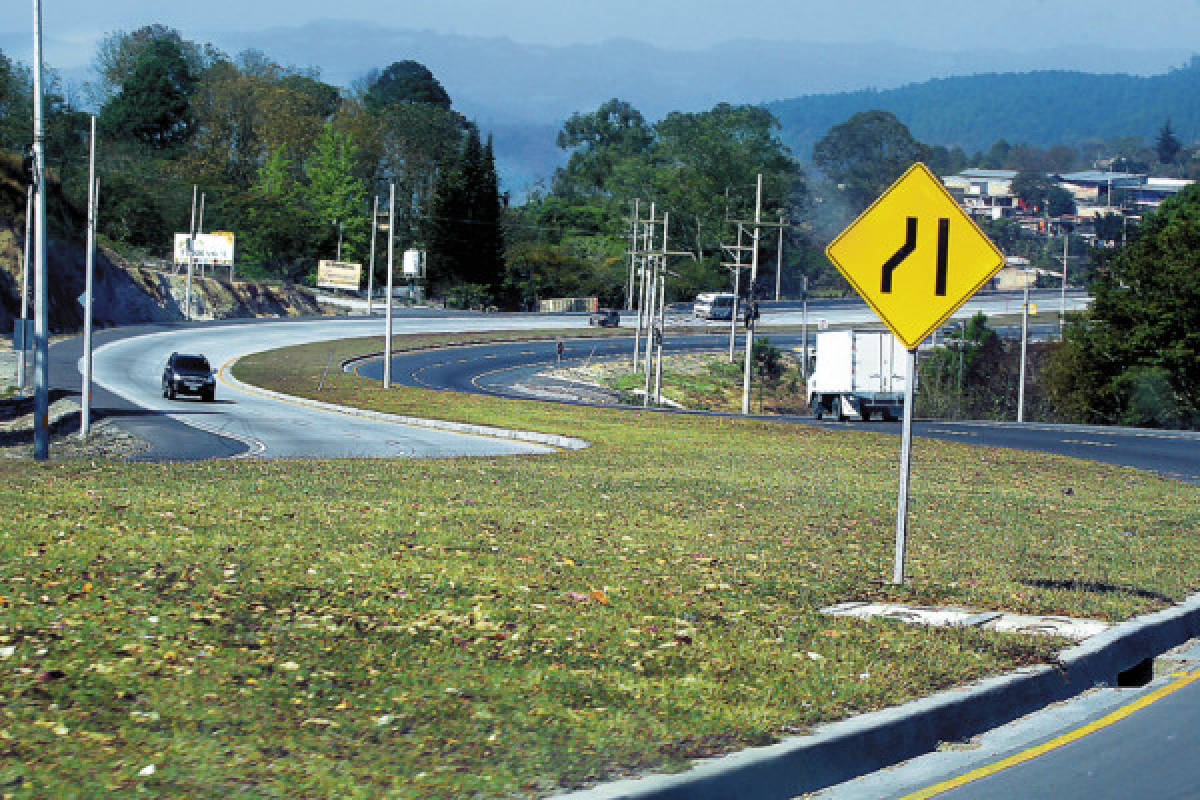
[768,61,1200,166]
[204,22,1192,192]
[16,21,1197,193]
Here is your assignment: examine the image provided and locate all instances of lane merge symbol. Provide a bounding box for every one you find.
[881,217,949,297]
[825,162,1004,350]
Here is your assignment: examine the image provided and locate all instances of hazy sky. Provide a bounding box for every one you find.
[6,0,1200,70]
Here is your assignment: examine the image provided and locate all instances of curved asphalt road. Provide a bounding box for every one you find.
[50,312,587,460]
[356,332,1200,484]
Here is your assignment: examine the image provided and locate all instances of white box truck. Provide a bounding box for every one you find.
[807,330,910,421]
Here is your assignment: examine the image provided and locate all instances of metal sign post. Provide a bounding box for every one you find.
[893,348,917,584]
[825,162,1005,584]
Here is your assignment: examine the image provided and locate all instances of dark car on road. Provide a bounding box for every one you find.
[162,352,216,401]
[588,309,621,328]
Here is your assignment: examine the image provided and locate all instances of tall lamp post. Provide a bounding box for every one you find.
[31,0,50,460]
[383,184,395,389]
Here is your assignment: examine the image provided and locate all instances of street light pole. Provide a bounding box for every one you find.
[31,0,50,460]
[81,116,98,437]
[367,196,377,315]
[383,184,395,389]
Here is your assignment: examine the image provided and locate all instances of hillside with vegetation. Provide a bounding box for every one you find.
[769,58,1200,168]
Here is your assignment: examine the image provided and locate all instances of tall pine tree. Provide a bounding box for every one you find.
[426,125,505,304]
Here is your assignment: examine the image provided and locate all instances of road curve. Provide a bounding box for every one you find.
[357,333,1200,484]
[58,290,1096,463]
[81,314,589,459]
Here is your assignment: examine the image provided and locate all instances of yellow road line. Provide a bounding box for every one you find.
[899,668,1200,799]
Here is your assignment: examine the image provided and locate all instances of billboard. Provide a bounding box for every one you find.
[174,232,235,266]
[402,248,426,278]
[317,260,363,291]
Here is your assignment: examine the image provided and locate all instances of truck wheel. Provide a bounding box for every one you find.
[833,396,847,422]
[861,408,872,422]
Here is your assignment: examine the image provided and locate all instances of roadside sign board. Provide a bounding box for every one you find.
[825,163,1005,350]
[317,260,363,291]
[173,232,235,266]
[11,319,34,352]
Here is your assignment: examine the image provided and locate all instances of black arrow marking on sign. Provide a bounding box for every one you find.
[936,218,949,296]
[880,217,951,295]
[881,217,918,293]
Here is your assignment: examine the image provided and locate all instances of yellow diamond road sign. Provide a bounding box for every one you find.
[826,162,1005,350]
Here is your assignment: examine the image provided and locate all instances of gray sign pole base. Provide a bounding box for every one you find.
[892,348,918,584]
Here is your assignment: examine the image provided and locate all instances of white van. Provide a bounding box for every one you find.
[693,293,736,320]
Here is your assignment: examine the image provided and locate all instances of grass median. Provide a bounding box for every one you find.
[2,329,1198,798]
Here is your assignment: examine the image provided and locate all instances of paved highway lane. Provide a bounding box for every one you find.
[810,642,1200,799]
[80,314,592,459]
[52,290,1091,461]
[357,333,1200,483]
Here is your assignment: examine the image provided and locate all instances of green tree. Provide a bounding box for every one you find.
[1010,169,1054,212]
[304,124,368,264]
[1156,119,1182,165]
[185,56,341,190]
[1046,186,1077,217]
[0,50,31,152]
[363,61,451,113]
[426,126,505,302]
[98,36,199,150]
[553,98,654,196]
[91,25,215,105]
[812,110,928,212]
[1044,183,1200,426]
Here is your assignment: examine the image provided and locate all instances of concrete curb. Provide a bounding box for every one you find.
[221,368,590,453]
[555,592,1200,800]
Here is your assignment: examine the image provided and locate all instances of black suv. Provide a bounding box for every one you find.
[162,352,216,401]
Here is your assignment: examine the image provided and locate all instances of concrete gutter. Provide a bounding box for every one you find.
[555,592,1200,800]
[222,367,590,453]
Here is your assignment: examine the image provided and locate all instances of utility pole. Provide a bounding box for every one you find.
[17,185,32,391]
[1018,284,1030,423]
[627,198,639,311]
[1060,229,1069,338]
[641,253,658,406]
[633,203,655,370]
[800,275,809,384]
[774,213,785,301]
[367,196,377,315]
[185,185,197,320]
[741,174,763,416]
[652,214,669,404]
[31,0,49,460]
[383,184,395,389]
[81,116,98,437]
[726,224,745,362]
[198,191,206,277]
